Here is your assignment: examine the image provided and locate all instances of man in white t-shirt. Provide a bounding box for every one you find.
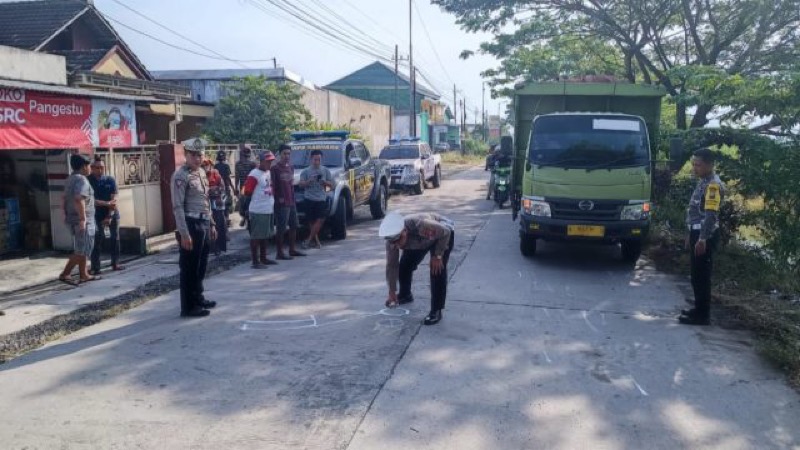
[242,151,277,269]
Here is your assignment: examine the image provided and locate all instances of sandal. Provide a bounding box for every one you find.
[58,276,79,287]
[79,275,102,282]
[384,298,398,308]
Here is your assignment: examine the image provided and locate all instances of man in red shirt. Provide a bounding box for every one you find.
[270,144,306,259]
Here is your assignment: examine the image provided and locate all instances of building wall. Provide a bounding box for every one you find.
[0,45,67,85]
[325,86,429,114]
[94,52,138,79]
[301,89,391,153]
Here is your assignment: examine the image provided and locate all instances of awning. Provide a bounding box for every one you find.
[0,77,163,102]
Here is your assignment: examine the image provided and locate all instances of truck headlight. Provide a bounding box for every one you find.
[620,202,651,221]
[522,198,551,217]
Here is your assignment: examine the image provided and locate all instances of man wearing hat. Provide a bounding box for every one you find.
[171,143,218,318]
[380,211,455,325]
[680,148,725,326]
[58,154,97,285]
[242,150,278,268]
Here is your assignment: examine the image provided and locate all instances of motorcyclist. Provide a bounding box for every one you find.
[487,147,511,200]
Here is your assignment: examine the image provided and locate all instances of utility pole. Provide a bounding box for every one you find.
[482,82,486,142]
[453,84,457,127]
[393,45,399,138]
[408,0,415,137]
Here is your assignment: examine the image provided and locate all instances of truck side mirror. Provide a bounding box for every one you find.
[669,138,684,172]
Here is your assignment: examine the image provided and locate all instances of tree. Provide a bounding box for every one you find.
[433,0,800,129]
[204,76,312,149]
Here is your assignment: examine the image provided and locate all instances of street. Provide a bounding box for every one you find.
[1,167,798,450]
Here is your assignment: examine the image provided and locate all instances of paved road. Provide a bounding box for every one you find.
[1,168,798,449]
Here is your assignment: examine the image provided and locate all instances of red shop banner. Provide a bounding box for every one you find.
[0,88,93,150]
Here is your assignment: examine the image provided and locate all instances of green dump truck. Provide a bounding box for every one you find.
[511,81,666,261]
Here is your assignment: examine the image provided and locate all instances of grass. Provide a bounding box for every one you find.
[646,223,800,387]
[440,152,486,166]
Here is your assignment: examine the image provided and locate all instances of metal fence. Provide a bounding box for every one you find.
[93,146,160,187]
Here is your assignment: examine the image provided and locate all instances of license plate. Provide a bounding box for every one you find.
[567,225,605,237]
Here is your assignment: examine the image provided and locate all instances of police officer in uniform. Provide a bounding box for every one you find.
[171,143,218,318]
[380,212,455,325]
[679,148,724,326]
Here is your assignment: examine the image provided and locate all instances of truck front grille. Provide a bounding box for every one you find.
[549,199,624,222]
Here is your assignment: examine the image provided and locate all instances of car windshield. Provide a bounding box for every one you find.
[379,145,420,160]
[529,115,649,169]
[290,143,343,168]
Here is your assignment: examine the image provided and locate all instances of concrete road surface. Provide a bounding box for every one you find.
[1,168,798,450]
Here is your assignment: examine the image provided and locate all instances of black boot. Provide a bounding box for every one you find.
[678,313,709,326]
[181,308,210,318]
[423,310,442,325]
[398,293,415,305]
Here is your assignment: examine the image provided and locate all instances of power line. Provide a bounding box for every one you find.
[244,0,390,65]
[108,0,257,68]
[253,0,394,64]
[411,0,456,86]
[100,12,277,63]
[304,0,394,55]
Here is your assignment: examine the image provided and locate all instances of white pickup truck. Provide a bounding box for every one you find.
[379,139,442,195]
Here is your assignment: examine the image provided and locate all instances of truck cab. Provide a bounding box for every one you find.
[288,131,391,240]
[511,82,666,261]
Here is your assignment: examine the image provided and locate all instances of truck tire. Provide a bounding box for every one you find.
[370,184,388,219]
[331,196,348,240]
[520,234,537,257]
[432,166,441,188]
[413,171,425,195]
[621,240,642,262]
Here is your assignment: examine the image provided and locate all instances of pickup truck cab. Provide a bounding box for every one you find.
[379,138,442,195]
[288,131,391,240]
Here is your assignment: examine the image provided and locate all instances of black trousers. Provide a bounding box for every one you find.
[212,209,227,253]
[398,232,455,312]
[175,217,210,313]
[90,216,120,272]
[689,230,718,320]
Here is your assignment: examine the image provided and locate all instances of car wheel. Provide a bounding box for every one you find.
[413,172,425,195]
[520,234,537,257]
[432,166,441,188]
[370,184,388,219]
[331,195,348,240]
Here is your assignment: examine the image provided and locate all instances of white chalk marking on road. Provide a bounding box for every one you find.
[542,349,552,364]
[582,311,599,333]
[601,313,607,326]
[631,377,649,396]
[241,309,409,332]
[542,308,551,318]
[518,271,522,278]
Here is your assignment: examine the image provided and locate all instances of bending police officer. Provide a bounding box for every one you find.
[171,145,218,318]
[380,212,455,325]
[679,148,724,326]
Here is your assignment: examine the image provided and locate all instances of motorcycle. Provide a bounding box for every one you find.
[493,165,511,208]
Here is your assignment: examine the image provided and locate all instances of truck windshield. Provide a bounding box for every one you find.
[290,143,343,168]
[379,146,420,160]
[529,115,648,169]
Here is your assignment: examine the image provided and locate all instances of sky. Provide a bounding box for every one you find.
[89,0,505,122]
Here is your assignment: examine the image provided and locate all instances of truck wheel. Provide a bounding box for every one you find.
[413,172,425,195]
[432,166,441,188]
[520,234,537,257]
[621,240,642,262]
[370,184,388,219]
[331,196,348,240]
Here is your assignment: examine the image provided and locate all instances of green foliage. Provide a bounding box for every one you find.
[463,138,490,155]
[305,121,367,145]
[204,76,312,149]
[433,0,800,128]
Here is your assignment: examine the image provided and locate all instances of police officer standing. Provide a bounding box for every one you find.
[680,148,724,326]
[379,211,455,325]
[171,144,218,318]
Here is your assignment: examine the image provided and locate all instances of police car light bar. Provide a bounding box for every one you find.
[388,136,421,144]
[291,130,350,141]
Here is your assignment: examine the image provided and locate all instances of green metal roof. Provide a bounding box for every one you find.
[325,61,440,100]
